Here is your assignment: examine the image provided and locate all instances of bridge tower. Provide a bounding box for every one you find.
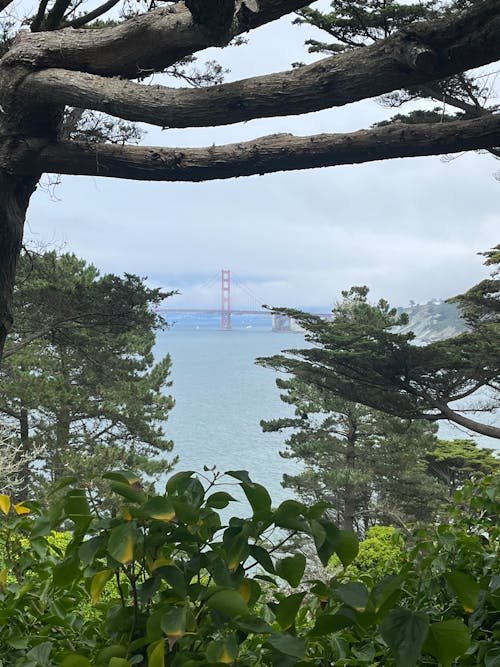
[221,269,231,330]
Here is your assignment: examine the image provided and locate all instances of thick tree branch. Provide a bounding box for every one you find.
[6,0,312,78]
[14,115,500,181]
[434,401,500,439]
[17,1,500,130]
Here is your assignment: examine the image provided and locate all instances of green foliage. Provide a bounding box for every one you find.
[426,439,499,494]
[330,525,404,580]
[258,266,500,439]
[0,251,176,501]
[293,0,497,128]
[0,471,497,666]
[265,377,445,531]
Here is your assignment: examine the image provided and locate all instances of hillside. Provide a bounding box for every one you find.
[399,300,466,343]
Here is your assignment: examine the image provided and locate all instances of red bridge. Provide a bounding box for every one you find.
[158,269,306,331]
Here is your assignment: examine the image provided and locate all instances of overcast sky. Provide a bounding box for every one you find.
[24,8,499,311]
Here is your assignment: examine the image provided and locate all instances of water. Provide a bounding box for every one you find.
[154,324,498,509]
[154,326,302,505]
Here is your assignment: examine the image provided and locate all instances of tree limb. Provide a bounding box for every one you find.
[433,400,500,439]
[7,0,312,78]
[17,1,500,130]
[62,0,121,28]
[14,114,500,181]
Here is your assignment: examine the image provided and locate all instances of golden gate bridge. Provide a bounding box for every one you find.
[158,269,298,331]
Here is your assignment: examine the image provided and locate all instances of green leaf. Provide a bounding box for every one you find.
[165,471,195,493]
[53,556,80,589]
[147,639,165,667]
[206,491,237,509]
[485,648,500,667]
[64,490,91,530]
[226,470,254,485]
[423,619,470,667]
[312,520,342,567]
[160,606,187,644]
[79,535,105,566]
[142,496,176,522]
[207,589,249,617]
[373,575,405,613]
[59,655,92,667]
[274,591,306,630]
[309,612,356,636]
[249,544,276,574]
[95,645,128,665]
[380,607,429,667]
[107,522,136,564]
[154,565,187,597]
[206,635,238,664]
[273,499,309,531]
[233,614,275,634]
[275,553,306,588]
[104,470,142,485]
[445,571,481,613]
[266,633,307,658]
[90,569,114,604]
[109,480,146,504]
[109,659,131,667]
[241,481,272,518]
[335,582,369,612]
[333,530,359,568]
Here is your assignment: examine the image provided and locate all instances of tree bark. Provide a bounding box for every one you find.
[436,402,500,440]
[13,115,500,182]
[18,3,500,131]
[342,421,357,533]
[0,174,38,361]
[4,0,311,78]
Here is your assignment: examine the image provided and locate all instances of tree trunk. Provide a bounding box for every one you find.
[0,174,38,363]
[15,406,31,501]
[342,422,357,533]
[53,406,71,480]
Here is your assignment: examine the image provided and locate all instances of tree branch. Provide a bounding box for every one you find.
[7,0,312,78]
[434,400,500,439]
[15,114,500,181]
[61,0,121,28]
[17,1,500,130]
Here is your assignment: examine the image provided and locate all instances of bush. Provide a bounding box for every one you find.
[0,472,497,666]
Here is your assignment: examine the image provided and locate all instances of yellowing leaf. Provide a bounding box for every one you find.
[108,523,136,565]
[90,569,114,604]
[122,507,133,521]
[0,495,11,515]
[14,502,30,515]
[142,497,176,522]
[147,639,165,667]
[0,568,7,592]
[151,557,172,571]
[238,580,252,603]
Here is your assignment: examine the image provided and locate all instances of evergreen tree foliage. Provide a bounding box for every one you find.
[0,251,176,500]
[294,0,500,137]
[261,376,444,534]
[425,438,499,494]
[259,259,500,439]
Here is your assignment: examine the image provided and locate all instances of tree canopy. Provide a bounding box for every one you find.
[261,376,445,533]
[0,251,175,499]
[0,0,499,359]
[258,258,500,439]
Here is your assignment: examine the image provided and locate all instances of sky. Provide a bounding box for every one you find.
[24,5,500,311]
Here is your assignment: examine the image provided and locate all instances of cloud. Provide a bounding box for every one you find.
[24,15,500,312]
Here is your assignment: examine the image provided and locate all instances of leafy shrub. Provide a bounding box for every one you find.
[0,472,497,666]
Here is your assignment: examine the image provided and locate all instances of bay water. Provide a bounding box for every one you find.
[154,325,301,506]
[154,322,497,511]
